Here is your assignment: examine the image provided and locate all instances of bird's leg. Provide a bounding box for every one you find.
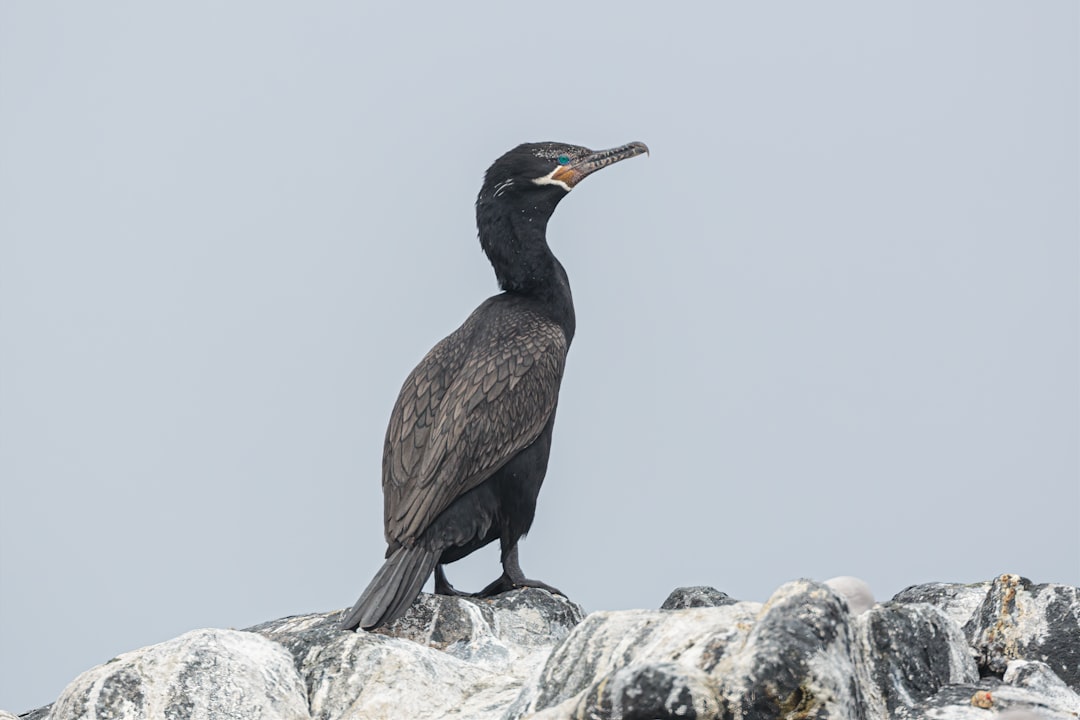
[433,564,469,596]
[476,542,564,597]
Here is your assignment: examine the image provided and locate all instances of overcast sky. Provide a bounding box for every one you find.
[1,1,1077,713]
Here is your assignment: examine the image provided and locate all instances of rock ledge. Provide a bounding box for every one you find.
[11,574,1080,720]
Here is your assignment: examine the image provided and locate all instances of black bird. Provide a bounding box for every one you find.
[340,141,648,631]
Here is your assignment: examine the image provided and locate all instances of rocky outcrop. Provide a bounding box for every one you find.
[884,574,1080,719]
[33,589,582,720]
[965,575,1080,689]
[45,629,307,720]
[10,574,1079,720]
[249,589,582,720]
[659,585,737,609]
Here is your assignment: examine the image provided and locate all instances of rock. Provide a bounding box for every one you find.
[894,672,1080,719]
[1003,660,1080,713]
[248,588,582,676]
[23,577,1080,720]
[996,711,1063,720]
[825,576,875,615]
[536,661,720,720]
[852,601,978,718]
[716,580,863,718]
[964,574,1080,690]
[247,588,583,720]
[891,580,991,630]
[891,575,1080,690]
[888,658,1080,719]
[48,628,309,720]
[0,711,20,720]
[660,585,736,609]
[9,707,50,720]
[507,604,756,716]
[506,601,760,719]
[514,580,874,719]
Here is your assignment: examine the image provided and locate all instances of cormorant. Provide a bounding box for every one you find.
[340,141,649,631]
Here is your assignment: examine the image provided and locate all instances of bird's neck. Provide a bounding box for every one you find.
[478,208,576,342]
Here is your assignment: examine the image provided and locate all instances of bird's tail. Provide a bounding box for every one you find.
[340,545,439,631]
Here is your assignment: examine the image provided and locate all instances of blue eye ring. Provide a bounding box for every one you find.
[557,155,570,165]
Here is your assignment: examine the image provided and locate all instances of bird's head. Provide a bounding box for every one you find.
[477,141,649,208]
[475,140,648,295]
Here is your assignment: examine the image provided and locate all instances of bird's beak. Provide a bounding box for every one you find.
[552,141,650,188]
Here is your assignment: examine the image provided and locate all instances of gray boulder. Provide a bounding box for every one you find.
[47,628,309,720]
[12,707,50,720]
[660,585,736,609]
[10,575,1080,720]
[892,659,1080,719]
[964,574,1080,690]
[894,574,1080,692]
[248,588,583,720]
[512,579,976,719]
[718,580,862,718]
[852,601,978,718]
[506,600,762,718]
[891,580,992,630]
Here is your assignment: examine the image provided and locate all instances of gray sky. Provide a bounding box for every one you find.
[1,1,1077,713]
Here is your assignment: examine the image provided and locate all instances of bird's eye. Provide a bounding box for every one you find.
[557,155,570,165]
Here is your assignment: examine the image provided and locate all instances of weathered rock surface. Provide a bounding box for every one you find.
[47,628,309,720]
[892,658,1080,719]
[660,585,737,609]
[889,574,1080,719]
[248,588,583,720]
[852,600,978,718]
[965,574,1080,690]
[508,598,763,718]
[892,580,992,630]
[721,580,862,718]
[9,574,1079,720]
[13,707,49,720]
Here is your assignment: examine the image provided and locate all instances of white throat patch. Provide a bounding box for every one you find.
[531,167,572,192]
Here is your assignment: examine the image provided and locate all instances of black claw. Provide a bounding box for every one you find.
[434,565,470,596]
[476,572,565,598]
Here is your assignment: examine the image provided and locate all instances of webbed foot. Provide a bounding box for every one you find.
[477,573,564,597]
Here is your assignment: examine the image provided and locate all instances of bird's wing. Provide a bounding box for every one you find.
[382,307,567,545]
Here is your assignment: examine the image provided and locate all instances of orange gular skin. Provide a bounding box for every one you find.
[551,164,583,187]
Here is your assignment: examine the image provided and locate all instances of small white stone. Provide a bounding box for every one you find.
[825,576,875,615]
